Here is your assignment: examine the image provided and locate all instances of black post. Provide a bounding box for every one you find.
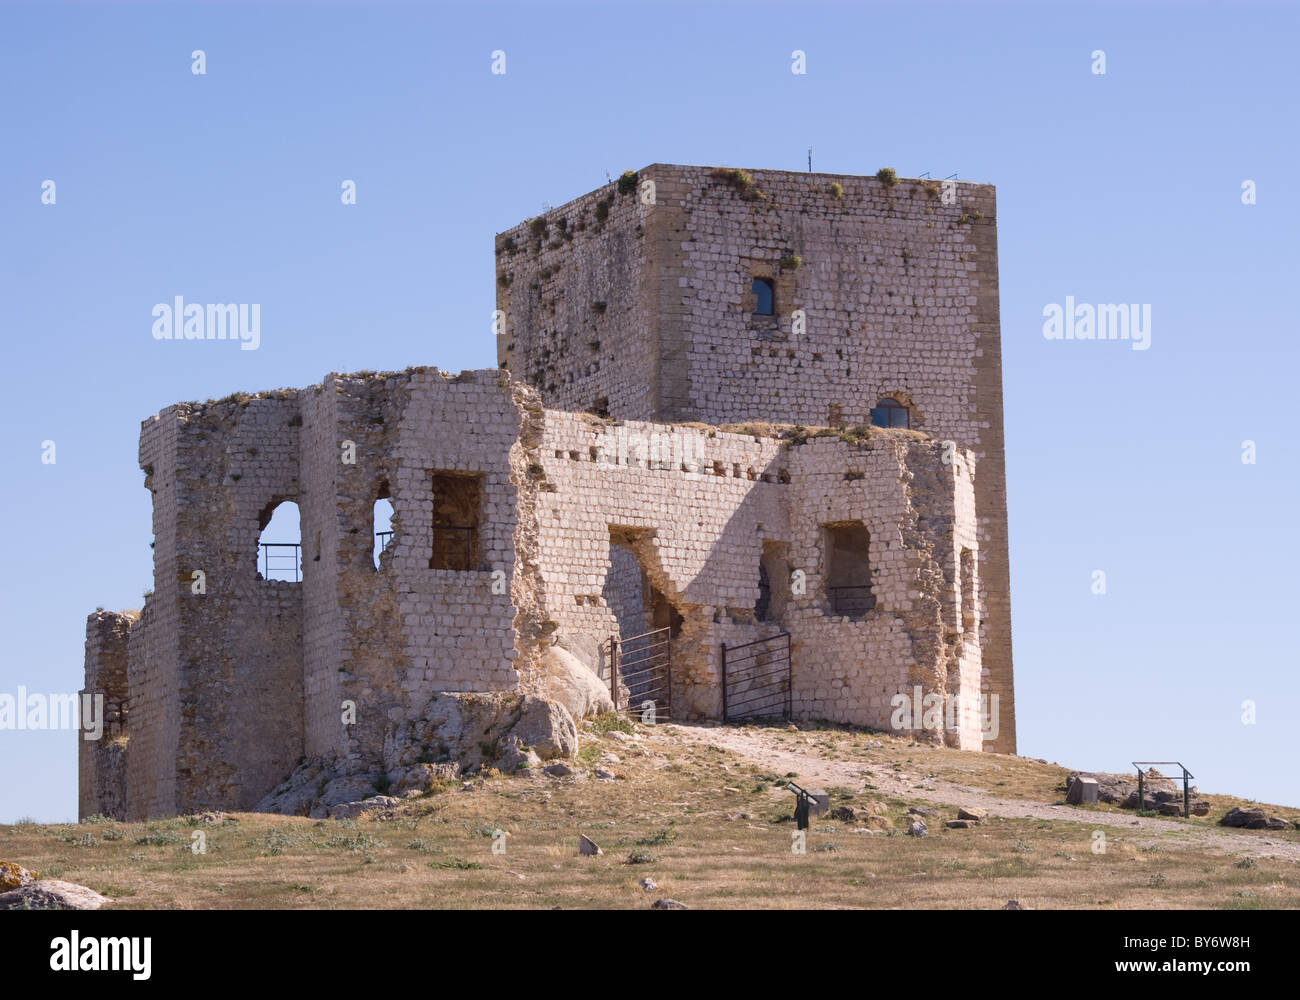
[785,632,793,718]
[665,632,672,723]
[608,634,618,712]
[720,642,728,722]
[1137,769,1145,812]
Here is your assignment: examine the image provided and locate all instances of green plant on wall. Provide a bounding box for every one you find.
[876,167,899,187]
[617,170,638,196]
[710,166,762,200]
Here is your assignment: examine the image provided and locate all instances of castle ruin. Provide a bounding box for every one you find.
[81,163,1015,820]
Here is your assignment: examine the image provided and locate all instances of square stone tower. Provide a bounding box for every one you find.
[495,163,1015,752]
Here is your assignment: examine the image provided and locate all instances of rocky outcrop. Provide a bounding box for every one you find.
[255,691,577,817]
[1065,769,1210,815]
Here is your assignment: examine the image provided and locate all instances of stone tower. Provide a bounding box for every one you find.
[495,163,1015,752]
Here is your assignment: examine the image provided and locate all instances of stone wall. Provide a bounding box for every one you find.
[78,611,135,820]
[496,163,1014,751]
[525,414,984,744]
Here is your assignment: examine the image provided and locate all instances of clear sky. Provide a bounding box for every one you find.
[2,0,1297,822]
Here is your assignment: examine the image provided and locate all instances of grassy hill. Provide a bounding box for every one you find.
[4,718,1298,909]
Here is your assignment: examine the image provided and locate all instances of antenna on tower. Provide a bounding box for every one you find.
[808,147,813,173]
[605,170,612,185]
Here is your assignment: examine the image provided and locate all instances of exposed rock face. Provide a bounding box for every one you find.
[254,691,576,817]
[544,644,615,720]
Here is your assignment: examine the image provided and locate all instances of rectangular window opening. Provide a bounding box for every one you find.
[824,521,874,619]
[429,471,483,571]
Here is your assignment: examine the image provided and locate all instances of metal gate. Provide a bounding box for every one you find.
[607,627,672,723]
[721,632,792,721]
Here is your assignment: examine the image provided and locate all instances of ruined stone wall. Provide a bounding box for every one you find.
[311,368,527,766]
[497,163,1014,751]
[123,413,182,819]
[140,396,307,815]
[531,415,785,716]
[774,435,983,747]
[300,382,346,760]
[525,415,983,743]
[78,611,135,820]
[495,180,657,420]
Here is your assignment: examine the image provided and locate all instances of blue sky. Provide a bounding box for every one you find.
[2,1,1297,821]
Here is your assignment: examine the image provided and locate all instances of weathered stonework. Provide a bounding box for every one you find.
[81,163,1015,820]
[497,163,1014,752]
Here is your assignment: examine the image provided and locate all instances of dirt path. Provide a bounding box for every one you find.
[667,722,1300,862]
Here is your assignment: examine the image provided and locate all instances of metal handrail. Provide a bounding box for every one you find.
[259,542,301,582]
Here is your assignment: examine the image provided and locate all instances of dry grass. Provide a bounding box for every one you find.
[3,721,1297,909]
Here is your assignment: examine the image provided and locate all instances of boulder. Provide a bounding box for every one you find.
[1220,807,1293,830]
[386,762,460,794]
[0,879,111,910]
[327,795,402,821]
[652,898,687,910]
[0,862,38,891]
[513,696,578,760]
[946,819,977,829]
[957,807,985,823]
[496,737,542,774]
[543,645,615,720]
[907,820,928,837]
[579,835,602,856]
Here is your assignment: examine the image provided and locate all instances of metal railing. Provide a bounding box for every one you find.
[259,542,302,582]
[1133,761,1196,818]
[721,632,792,721]
[608,627,672,722]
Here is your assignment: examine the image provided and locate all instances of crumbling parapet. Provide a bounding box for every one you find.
[79,610,136,820]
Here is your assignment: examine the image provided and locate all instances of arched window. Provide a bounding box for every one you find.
[870,397,910,429]
[257,499,302,582]
[751,278,774,316]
